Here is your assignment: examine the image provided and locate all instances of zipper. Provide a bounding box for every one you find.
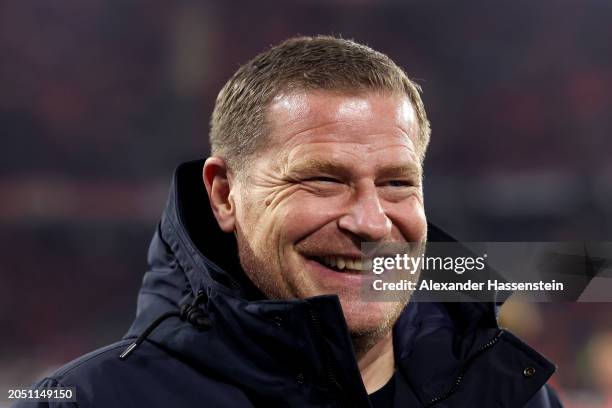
[425,329,504,407]
[308,308,344,397]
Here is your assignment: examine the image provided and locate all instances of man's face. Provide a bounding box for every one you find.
[232,90,427,335]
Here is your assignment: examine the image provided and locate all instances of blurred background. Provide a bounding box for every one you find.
[0,0,611,406]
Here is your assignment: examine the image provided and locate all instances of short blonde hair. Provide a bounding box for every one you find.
[210,35,430,172]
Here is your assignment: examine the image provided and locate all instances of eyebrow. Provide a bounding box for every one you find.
[287,159,422,180]
[377,164,422,180]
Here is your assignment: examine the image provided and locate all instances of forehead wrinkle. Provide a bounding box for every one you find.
[275,125,417,154]
[270,102,412,143]
[266,91,422,166]
[276,120,346,145]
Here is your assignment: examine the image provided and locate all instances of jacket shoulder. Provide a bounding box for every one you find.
[51,339,133,381]
[12,341,131,408]
[18,339,253,408]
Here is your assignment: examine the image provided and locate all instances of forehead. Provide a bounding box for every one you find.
[264,90,420,166]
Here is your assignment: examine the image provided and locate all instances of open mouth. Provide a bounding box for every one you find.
[311,255,369,274]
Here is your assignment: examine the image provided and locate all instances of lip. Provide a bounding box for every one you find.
[301,251,366,259]
[299,248,418,262]
[303,257,375,290]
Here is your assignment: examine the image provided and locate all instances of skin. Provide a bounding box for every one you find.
[203,90,427,393]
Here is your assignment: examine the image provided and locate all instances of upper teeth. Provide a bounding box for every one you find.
[321,256,366,271]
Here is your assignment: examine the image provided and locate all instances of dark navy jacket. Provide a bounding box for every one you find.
[17,160,563,407]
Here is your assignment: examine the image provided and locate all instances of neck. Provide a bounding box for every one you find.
[355,332,394,394]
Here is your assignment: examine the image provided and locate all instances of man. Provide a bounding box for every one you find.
[19,36,562,407]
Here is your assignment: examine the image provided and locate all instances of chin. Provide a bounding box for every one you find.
[339,298,404,336]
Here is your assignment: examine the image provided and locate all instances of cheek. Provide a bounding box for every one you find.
[277,193,346,241]
[233,191,277,243]
[387,199,427,241]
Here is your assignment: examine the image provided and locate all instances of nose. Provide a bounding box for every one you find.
[338,183,392,241]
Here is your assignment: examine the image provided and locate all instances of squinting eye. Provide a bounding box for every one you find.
[306,176,340,184]
[384,180,414,187]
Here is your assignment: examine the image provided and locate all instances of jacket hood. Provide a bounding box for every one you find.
[125,160,555,407]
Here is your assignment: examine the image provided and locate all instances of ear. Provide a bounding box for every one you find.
[203,157,236,233]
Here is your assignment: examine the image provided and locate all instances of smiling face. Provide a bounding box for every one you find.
[218,90,427,336]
